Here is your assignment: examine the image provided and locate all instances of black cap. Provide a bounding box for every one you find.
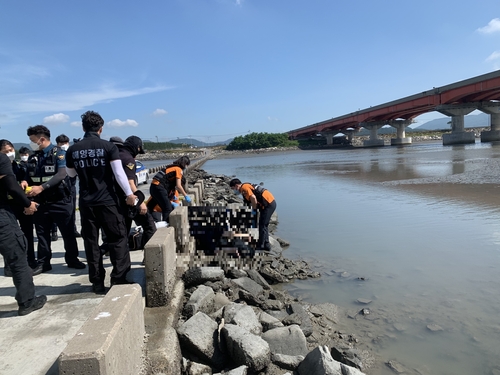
[125,135,145,154]
[109,136,124,146]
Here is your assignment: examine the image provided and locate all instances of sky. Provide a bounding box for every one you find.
[1,1,499,144]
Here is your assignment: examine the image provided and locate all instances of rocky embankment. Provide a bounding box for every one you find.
[174,169,374,375]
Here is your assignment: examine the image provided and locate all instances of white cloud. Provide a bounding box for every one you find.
[152,108,167,116]
[43,113,69,125]
[70,121,81,127]
[267,116,279,121]
[0,84,171,117]
[486,51,500,62]
[477,18,500,34]
[107,119,139,128]
[235,0,243,6]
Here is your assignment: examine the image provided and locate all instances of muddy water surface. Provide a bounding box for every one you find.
[202,142,500,375]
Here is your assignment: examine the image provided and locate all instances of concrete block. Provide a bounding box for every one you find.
[58,284,145,375]
[481,130,500,142]
[187,188,200,205]
[194,181,204,199]
[144,280,184,374]
[145,227,177,307]
[169,206,191,249]
[442,131,476,145]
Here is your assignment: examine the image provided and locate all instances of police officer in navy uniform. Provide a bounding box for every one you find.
[66,111,137,294]
[55,134,81,238]
[0,140,39,275]
[117,136,156,249]
[0,152,47,316]
[24,125,85,273]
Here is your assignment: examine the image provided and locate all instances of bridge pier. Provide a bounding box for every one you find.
[342,129,356,144]
[361,123,385,147]
[324,132,339,145]
[479,102,500,142]
[388,120,412,145]
[436,104,477,145]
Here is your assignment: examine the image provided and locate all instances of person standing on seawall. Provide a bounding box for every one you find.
[0,152,47,315]
[115,135,156,249]
[229,178,277,251]
[24,125,85,274]
[65,111,137,294]
[0,140,40,275]
[147,156,191,223]
[55,134,81,238]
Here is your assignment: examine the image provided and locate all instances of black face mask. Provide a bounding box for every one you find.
[124,136,144,157]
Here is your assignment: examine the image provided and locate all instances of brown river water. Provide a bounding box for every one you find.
[198,141,500,375]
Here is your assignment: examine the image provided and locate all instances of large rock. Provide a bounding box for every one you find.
[297,346,366,375]
[231,277,264,296]
[246,270,271,290]
[223,303,262,335]
[287,302,313,337]
[261,325,308,357]
[177,312,225,368]
[214,365,248,375]
[258,311,284,331]
[221,324,271,372]
[271,353,304,370]
[185,360,213,375]
[184,267,225,287]
[184,285,215,318]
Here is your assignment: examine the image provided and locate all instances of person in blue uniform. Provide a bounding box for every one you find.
[24,125,85,273]
[0,152,46,316]
[66,111,138,293]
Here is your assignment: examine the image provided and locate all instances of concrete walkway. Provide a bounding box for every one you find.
[0,198,148,375]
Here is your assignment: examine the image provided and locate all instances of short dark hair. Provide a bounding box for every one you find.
[173,156,191,169]
[27,125,50,139]
[0,139,14,150]
[19,146,31,155]
[81,111,104,132]
[55,134,70,144]
[229,178,241,187]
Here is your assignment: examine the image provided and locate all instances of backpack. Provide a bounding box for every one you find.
[242,183,268,207]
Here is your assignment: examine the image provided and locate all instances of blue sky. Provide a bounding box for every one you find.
[1,1,499,144]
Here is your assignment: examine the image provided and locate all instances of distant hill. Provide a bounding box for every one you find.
[163,137,233,147]
[413,112,489,130]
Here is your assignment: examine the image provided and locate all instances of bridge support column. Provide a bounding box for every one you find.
[324,132,338,145]
[479,102,500,142]
[388,120,412,146]
[436,104,477,145]
[361,123,385,147]
[342,129,356,144]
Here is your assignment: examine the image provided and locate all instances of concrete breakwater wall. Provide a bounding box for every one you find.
[59,168,374,375]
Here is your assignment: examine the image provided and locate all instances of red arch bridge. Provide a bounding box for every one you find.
[288,70,500,146]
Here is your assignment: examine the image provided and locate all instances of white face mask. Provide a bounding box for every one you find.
[6,151,15,161]
[21,155,29,162]
[30,141,40,151]
[60,144,69,151]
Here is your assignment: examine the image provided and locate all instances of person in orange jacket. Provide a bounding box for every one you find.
[229,178,276,251]
[147,157,190,223]
[146,189,181,222]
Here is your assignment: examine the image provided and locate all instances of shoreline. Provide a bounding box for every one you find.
[180,169,381,374]
[137,128,489,162]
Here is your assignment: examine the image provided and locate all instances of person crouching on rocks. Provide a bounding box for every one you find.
[229,178,276,251]
[147,156,191,223]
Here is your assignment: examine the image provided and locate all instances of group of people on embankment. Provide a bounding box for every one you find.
[0,110,192,315]
[1,109,278,316]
